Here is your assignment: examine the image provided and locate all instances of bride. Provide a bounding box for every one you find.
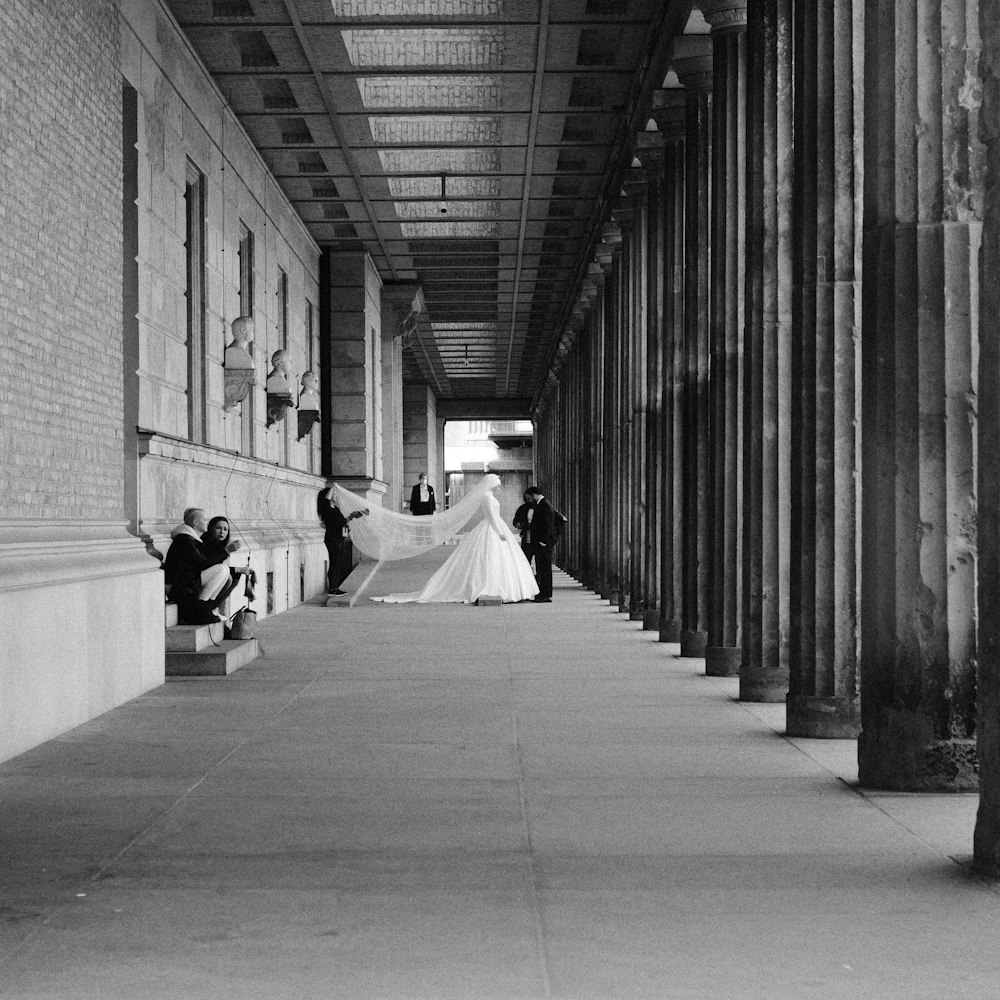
[330,473,538,604]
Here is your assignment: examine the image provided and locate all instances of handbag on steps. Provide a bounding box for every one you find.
[227,606,257,640]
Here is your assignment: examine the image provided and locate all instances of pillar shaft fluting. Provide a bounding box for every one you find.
[741,0,793,702]
[641,149,666,630]
[785,0,861,737]
[653,92,687,643]
[677,48,714,659]
[975,0,1000,872]
[704,2,747,678]
[625,175,650,621]
[858,0,981,789]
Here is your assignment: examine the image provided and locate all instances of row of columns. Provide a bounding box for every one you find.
[535,0,1000,871]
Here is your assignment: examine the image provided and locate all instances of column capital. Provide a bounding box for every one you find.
[651,88,687,137]
[634,129,665,172]
[699,0,747,32]
[380,282,425,343]
[672,35,714,91]
[621,165,648,199]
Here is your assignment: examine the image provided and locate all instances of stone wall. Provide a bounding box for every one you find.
[0,0,164,764]
[0,0,124,519]
[120,0,328,619]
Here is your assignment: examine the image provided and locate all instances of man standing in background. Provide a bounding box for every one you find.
[409,472,436,516]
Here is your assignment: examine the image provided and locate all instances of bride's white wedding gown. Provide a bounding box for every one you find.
[372,491,539,604]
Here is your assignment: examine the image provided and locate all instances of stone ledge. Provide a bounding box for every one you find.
[0,520,160,595]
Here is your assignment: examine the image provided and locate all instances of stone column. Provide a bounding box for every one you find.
[613,202,634,611]
[402,382,437,505]
[675,40,713,658]
[623,172,649,621]
[601,236,623,602]
[785,0,862,736]
[858,0,981,788]
[703,0,747,677]
[976,0,1000,873]
[321,249,387,504]
[652,90,687,643]
[636,139,666,632]
[380,285,424,513]
[741,0,793,701]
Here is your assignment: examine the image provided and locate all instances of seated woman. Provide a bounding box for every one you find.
[164,507,238,624]
[201,516,251,605]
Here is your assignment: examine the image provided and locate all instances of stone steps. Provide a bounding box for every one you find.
[165,621,225,652]
[166,638,259,677]
[164,603,259,677]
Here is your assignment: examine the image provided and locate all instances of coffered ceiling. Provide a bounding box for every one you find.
[164,0,691,413]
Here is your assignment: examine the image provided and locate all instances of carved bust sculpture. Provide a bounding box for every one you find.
[266,349,291,395]
[296,369,321,440]
[298,370,319,411]
[223,316,257,410]
[225,316,255,369]
[266,348,295,427]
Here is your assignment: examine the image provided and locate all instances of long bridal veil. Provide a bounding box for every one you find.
[331,474,502,562]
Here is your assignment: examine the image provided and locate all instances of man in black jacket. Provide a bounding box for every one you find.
[408,473,436,515]
[524,485,555,602]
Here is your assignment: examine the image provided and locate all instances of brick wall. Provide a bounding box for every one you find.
[0,0,124,520]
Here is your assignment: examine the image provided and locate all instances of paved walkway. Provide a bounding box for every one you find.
[1,554,998,999]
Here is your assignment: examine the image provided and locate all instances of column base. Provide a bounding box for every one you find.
[739,675,787,703]
[679,630,707,658]
[600,590,612,601]
[705,646,741,677]
[785,695,860,739]
[618,596,629,614]
[658,619,682,642]
[858,722,978,791]
[642,609,660,631]
[628,601,645,621]
[608,589,620,607]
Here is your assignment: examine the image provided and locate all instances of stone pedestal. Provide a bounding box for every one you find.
[705,645,741,678]
[858,0,980,789]
[659,618,682,643]
[680,629,708,659]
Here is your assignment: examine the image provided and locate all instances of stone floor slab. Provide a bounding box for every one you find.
[0,562,996,998]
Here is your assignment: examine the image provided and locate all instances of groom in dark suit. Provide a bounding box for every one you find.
[524,485,555,603]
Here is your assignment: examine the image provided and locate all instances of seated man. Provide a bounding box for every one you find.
[163,507,239,624]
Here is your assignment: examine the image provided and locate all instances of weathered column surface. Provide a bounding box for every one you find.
[785,0,861,737]
[652,89,687,643]
[322,249,386,503]
[741,0,793,702]
[975,0,1000,873]
[637,138,666,631]
[703,0,747,677]
[599,237,621,601]
[858,0,980,788]
[624,171,650,622]
[676,39,713,659]
[613,207,634,611]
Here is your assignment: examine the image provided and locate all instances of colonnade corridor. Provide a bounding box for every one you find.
[1,561,997,999]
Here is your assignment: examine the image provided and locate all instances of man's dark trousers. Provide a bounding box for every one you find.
[532,542,553,599]
[527,497,556,600]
